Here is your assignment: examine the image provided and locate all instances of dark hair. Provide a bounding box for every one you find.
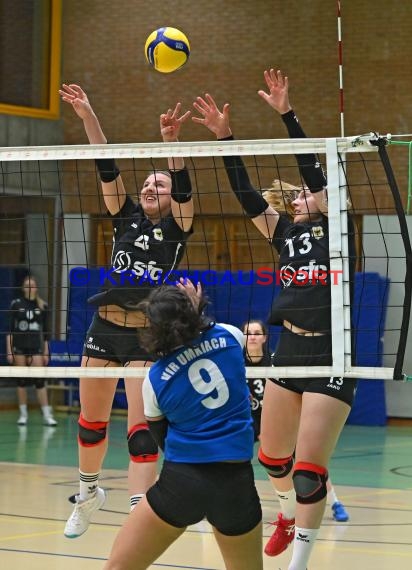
[137,285,210,356]
[242,319,270,362]
[242,319,268,336]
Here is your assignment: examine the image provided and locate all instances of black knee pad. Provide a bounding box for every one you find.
[293,461,328,504]
[128,423,159,463]
[258,448,294,478]
[34,378,45,389]
[78,414,108,447]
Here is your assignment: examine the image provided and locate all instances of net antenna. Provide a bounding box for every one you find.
[337,0,345,137]
[0,136,410,385]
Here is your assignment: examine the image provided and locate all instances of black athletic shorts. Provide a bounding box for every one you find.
[270,328,357,406]
[83,314,151,365]
[12,346,43,356]
[146,460,262,535]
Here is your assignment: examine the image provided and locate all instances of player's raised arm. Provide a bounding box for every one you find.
[192,93,280,240]
[160,103,194,232]
[59,83,126,215]
[258,69,328,215]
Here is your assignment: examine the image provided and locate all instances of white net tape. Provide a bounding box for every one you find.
[1,135,407,382]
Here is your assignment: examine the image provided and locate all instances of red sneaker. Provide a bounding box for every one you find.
[264,512,295,556]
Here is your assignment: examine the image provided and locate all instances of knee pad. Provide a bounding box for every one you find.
[34,378,45,389]
[78,413,108,447]
[258,448,294,478]
[293,461,328,504]
[127,423,159,463]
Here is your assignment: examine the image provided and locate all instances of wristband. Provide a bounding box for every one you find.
[95,158,120,183]
[170,167,192,204]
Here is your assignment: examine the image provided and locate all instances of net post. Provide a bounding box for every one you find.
[338,149,353,373]
[326,138,345,377]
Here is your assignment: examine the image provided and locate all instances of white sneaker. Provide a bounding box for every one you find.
[43,415,58,426]
[17,415,27,426]
[64,487,106,538]
[42,406,57,426]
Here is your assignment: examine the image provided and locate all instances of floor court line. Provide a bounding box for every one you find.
[1,413,412,568]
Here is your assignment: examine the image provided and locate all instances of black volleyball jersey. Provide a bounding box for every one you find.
[244,353,272,413]
[269,214,355,332]
[9,297,49,350]
[89,193,193,310]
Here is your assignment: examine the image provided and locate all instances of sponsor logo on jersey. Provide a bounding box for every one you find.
[112,250,163,282]
[153,228,164,241]
[18,321,40,332]
[280,260,328,287]
[312,226,324,239]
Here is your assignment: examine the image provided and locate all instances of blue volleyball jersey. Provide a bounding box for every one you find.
[143,323,254,463]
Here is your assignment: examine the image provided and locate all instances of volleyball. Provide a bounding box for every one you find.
[144,27,190,73]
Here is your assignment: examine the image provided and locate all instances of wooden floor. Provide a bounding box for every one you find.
[1,410,412,569]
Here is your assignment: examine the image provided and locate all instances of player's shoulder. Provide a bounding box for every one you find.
[10,297,23,307]
[214,323,244,347]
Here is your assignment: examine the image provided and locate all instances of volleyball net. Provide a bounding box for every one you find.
[0,135,411,383]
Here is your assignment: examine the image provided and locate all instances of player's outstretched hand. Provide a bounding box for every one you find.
[59,84,94,120]
[160,102,191,142]
[192,93,232,139]
[258,69,292,115]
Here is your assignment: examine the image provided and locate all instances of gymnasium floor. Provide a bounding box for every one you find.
[1,409,412,569]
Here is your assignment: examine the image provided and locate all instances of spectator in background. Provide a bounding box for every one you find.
[6,274,57,427]
[242,319,271,442]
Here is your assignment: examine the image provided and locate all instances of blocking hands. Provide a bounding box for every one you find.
[59,84,95,120]
[160,102,191,142]
[258,68,292,115]
[192,93,232,139]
